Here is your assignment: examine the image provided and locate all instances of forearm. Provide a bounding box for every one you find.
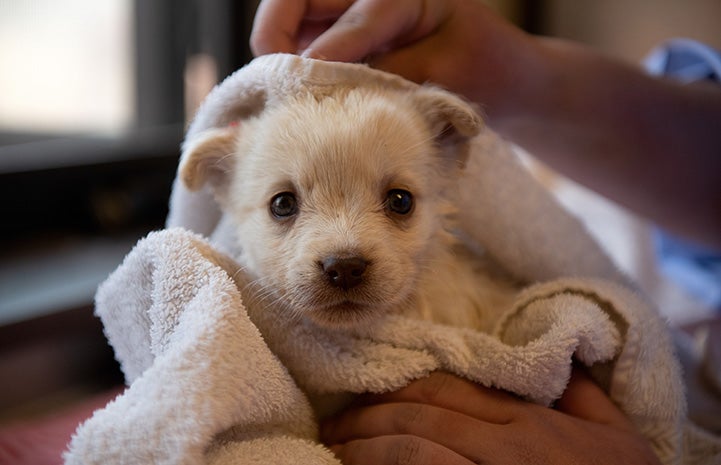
[491,38,721,247]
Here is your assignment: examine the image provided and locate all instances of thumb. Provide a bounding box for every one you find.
[304,0,420,62]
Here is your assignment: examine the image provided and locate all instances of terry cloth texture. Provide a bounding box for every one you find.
[65,54,721,465]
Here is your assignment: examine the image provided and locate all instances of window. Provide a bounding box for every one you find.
[0,0,258,172]
[0,0,258,324]
[0,0,134,135]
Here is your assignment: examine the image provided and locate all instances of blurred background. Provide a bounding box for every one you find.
[0,0,719,425]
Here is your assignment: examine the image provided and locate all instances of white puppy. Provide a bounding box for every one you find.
[180,86,519,333]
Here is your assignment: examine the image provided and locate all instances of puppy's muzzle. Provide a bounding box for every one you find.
[321,256,368,290]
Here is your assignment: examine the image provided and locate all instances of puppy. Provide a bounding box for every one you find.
[180,86,519,333]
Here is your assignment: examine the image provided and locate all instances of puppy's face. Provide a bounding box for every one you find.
[182,88,481,328]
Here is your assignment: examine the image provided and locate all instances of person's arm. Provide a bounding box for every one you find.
[251,0,721,247]
[320,370,662,465]
[504,38,721,248]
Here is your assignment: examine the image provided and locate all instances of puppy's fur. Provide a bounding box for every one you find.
[181,86,519,333]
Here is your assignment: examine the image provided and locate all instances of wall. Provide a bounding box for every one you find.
[540,0,721,62]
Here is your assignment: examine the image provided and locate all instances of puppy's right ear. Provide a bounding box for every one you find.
[179,126,239,192]
[411,86,484,168]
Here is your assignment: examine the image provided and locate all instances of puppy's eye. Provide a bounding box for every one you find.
[270,192,298,218]
[386,189,413,215]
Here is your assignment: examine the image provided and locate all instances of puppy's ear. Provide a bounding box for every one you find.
[413,86,484,162]
[179,126,239,192]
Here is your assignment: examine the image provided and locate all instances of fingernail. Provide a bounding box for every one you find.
[301,48,327,60]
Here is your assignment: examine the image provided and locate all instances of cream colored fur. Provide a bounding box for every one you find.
[181,86,519,332]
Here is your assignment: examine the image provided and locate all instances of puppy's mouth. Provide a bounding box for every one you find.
[306,299,381,327]
[319,299,369,312]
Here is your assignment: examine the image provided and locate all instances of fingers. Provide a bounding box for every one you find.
[250,0,307,55]
[555,368,636,432]
[302,0,424,62]
[322,402,492,456]
[322,371,661,465]
[362,372,520,425]
[250,0,353,55]
[251,0,452,63]
[329,435,474,465]
[321,373,525,464]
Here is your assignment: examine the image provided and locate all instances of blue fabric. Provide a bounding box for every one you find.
[643,38,721,82]
[654,231,721,307]
[643,39,721,309]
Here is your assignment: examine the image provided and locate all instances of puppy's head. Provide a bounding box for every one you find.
[180,86,482,328]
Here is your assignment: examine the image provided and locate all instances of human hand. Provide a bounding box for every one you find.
[250,0,544,120]
[321,370,661,465]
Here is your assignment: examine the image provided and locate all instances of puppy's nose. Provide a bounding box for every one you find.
[322,257,368,290]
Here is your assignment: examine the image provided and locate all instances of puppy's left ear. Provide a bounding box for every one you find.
[179,125,239,192]
[413,86,484,163]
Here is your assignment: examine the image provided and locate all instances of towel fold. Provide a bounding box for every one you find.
[66,229,328,465]
[65,54,721,465]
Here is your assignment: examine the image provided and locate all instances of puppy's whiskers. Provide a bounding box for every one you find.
[243,275,284,309]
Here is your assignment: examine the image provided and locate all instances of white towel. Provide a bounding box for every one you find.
[65,54,721,465]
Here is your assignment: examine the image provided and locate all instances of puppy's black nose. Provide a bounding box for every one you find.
[322,257,368,290]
